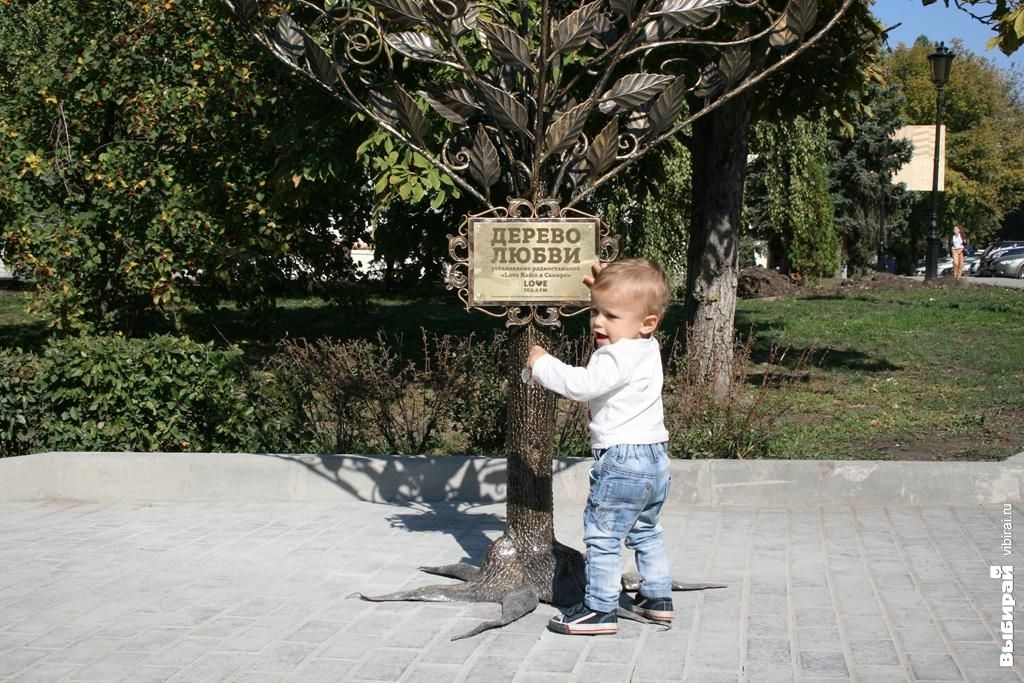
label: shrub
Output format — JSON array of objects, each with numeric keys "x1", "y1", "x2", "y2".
[
  {"x1": 256, "y1": 330, "x2": 598, "y2": 457},
  {"x1": 31, "y1": 335, "x2": 261, "y2": 452},
  {"x1": 0, "y1": 328, "x2": 799, "y2": 458},
  {"x1": 0, "y1": 348, "x2": 41, "y2": 457},
  {"x1": 664, "y1": 337, "x2": 804, "y2": 459},
  {"x1": 257, "y1": 332, "x2": 512, "y2": 455}
]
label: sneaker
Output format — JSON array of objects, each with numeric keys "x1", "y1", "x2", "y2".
[
  {"x1": 626, "y1": 594, "x2": 674, "y2": 622},
  {"x1": 548, "y1": 602, "x2": 618, "y2": 635}
]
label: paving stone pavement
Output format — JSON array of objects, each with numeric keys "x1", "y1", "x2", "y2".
[{"x1": 0, "y1": 500, "x2": 1021, "y2": 683}]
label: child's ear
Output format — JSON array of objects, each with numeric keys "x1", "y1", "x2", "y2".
[{"x1": 641, "y1": 314, "x2": 659, "y2": 335}]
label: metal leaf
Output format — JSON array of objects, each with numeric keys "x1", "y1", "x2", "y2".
[
  {"x1": 469, "y1": 127, "x2": 500, "y2": 188},
  {"x1": 770, "y1": 0, "x2": 817, "y2": 47},
  {"x1": 588, "y1": 13, "x2": 618, "y2": 48},
  {"x1": 235, "y1": 0, "x2": 258, "y2": 24},
  {"x1": 420, "y1": 83, "x2": 481, "y2": 124},
  {"x1": 642, "y1": 17, "x2": 677, "y2": 42},
  {"x1": 768, "y1": 24, "x2": 799, "y2": 48},
  {"x1": 452, "y1": 6, "x2": 479, "y2": 37},
  {"x1": 368, "y1": 0, "x2": 425, "y2": 25},
  {"x1": 304, "y1": 35, "x2": 338, "y2": 85},
  {"x1": 479, "y1": 20, "x2": 536, "y2": 72},
  {"x1": 648, "y1": 0, "x2": 729, "y2": 22},
  {"x1": 718, "y1": 27, "x2": 750, "y2": 88},
  {"x1": 274, "y1": 14, "x2": 305, "y2": 58},
  {"x1": 385, "y1": 31, "x2": 443, "y2": 62},
  {"x1": 369, "y1": 90, "x2": 401, "y2": 128},
  {"x1": 586, "y1": 118, "x2": 618, "y2": 178},
  {"x1": 542, "y1": 101, "x2": 591, "y2": 159},
  {"x1": 552, "y1": 3, "x2": 601, "y2": 57},
  {"x1": 609, "y1": 0, "x2": 635, "y2": 22},
  {"x1": 647, "y1": 76, "x2": 686, "y2": 136},
  {"x1": 477, "y1": 82, "x2": 531, "y2": 133},
  {"x1": 393, "y1": 84, "x2": 429, "y2": 144},
  {"x1": 787, "y1": 0, "x2": 818, "y2": 40},
  {"x1": 598, "y1": 73, "x2": 674, "y2": 115},
  {"x1": 692, "y1": 63, "x2": 723, "y2": 99},
  {"x1": 569, "y1": 157, "x2": 590, "y2": 190},
  {"x1": 643, "y1": 0, "x2": 729, "y2": 42}
]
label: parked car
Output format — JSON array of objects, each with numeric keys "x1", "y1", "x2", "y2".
[
  {"x1": 990, "y1": 248, "x2": 1024, "y2": 278},
  {"x1": 914, "y1": 257, "x2": 953, "y2": 276},
  {"x1": 978, "y1": 241, "x2": 1024, "y2": 276}
]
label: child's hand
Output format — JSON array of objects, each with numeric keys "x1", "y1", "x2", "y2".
[
  {"x1": 527, "y1": 345, "x2": 548, "y2": 368},
  {"x1": 582, "y1": 260, "x2": 608, "y2": 289}
]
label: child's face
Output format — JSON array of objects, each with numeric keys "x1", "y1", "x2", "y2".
[{"x1": 589, "y1": 289, "x2": 659, "y2": 347}]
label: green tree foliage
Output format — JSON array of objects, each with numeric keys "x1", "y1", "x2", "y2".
[
  {"x1": 828, "y1": 82, "x2": 914, "y2": 270},
  {"x1": 0, "y1": 1, "x2": 372, "y2": 333},
  {"x1": 353, "y1": 129, "x2": 468, "y2": 288},
  {"x1": 592, "y1": 141, "x2": 691, "y2": 290},
  {"x1": 883, "y1": 39, "x2": 1024, "y2": 245},
  {"x1": 747, "y1": 116, "x2": 840, "y2": 278}
]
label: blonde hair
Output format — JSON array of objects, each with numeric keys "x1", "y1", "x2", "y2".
[{"x1": 591, "y1": 258, "x2": 670, "y2": 322}]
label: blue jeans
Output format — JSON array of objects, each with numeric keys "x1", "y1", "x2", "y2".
[{"x1": 583, "y1": 442, "x2": 672, "y2": 613}]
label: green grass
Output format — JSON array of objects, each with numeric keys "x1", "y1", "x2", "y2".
[
  {"x1": 736, "y1": 286, "x2": 1024, "y2": 460},
  {"x1": 0, "y1": 287, "x2": 48, "y2": 351},
  {"x1": 3, "y1": 281, "x2": 1023, "y2": 460}
]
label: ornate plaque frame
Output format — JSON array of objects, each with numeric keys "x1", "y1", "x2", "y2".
[{"x1": 446, "y1": 200, "x2": 619, "y2": 327}]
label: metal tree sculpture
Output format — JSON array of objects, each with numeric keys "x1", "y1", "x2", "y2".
[
  {"x1": 227, "y1": 0, "x2": 854, "y2": 210},
  {"x1": 225, "y1": 0, "x2": 854, "y2": 638}
]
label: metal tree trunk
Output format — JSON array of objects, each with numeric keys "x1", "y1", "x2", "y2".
[
  {"x1": 684, "y1": 92, "x2": 753, "y2": 402},
  {"x1": 482, "y1": 324, "x2": 586, "y2": 605},
  {"x1": 505, "y1": 324, "x2": 557, "y2": 545}
]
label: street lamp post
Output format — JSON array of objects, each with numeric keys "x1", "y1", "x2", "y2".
[
  {"x1": 926, "y1": 42, "x2": 954, "y2": 280},
  {"x1": 878, "y1": 175, "x2": 886, "y2": 271}
]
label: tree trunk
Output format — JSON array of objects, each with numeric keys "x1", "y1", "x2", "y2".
[
  {"x1": 505, "y1": 323, "x2": 557, "y2": 544},
  {"x1": 684, "y1": 92, "x2": 753, "y2": 402},
  {"x1": 491, "y1": 323, "x2": 586, "y2": 601}
]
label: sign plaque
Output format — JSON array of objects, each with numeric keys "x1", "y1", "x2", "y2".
[{"x1": 469, "y1": 217, "x2": 598, "y2": 306}]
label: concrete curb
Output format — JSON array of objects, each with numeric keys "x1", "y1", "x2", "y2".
[{"x1": 1, "y1": 451, "x2": 1022, "y2": 506}]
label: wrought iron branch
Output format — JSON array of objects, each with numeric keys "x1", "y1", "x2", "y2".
[
  {"x1": 227, "y1": 0, "x2": 493, "y2": 205},
  {"x1": 225, "y1": 0, "x2": 848, "y2": 208},
  {"x1": 620, "y1": 0, "x2": 790, "y2": 57},
  {"x1": 568, "y1": 0, "x2": 858, "y2": 208}
]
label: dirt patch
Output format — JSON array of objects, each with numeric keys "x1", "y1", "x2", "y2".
[
  {"x1": 864, "y1": 415, "x2": 1024, "y2": 461},
  {"x1": 737, "y1": 267, "x2": 982, "y2": 300},
  {"x1": 867, "y1": 437, "x2": 993, "y2": 461},
  {"x1": 737, "y1": 267, "x2": 797, "y2": 299},
  {"x1": 810, "y1": 272, "x2": 980, "y2": 296}
]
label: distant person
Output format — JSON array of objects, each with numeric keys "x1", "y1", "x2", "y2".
[
  {"x1": 951, "y1": 223, "x2": 966, "y2": 279},
  {"x1": 884, "y1": 253, "x2": 897, "y2": 274},
  {"x1": 524, "y1": 258, "x2": 673, "y2": 635}
]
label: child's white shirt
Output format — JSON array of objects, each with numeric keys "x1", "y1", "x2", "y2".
[{"x1": 528, "y1": 337, "x2": 669, "y2": 449}]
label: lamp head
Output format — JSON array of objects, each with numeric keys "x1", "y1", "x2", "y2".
[{"x1": 928, "y1": 42, "x2": 955, "y2": 88}]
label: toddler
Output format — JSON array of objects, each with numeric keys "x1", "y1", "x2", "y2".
[{"x1": 525, "y1": 258, "x2": 673, "y2": 635}]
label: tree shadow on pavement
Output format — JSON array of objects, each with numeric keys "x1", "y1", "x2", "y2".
[{"x1": 271, "y1": 453, "x2": 563, "y2": 565}]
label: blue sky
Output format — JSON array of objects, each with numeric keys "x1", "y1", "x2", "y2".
[{"x1": 871, "y1": 0, "x2": 1022, "y2": 73}]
